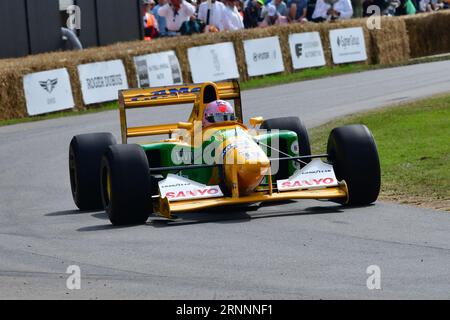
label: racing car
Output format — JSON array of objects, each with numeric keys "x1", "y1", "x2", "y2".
[{"x1": 69, "y1": 80, "x2": 381, "y2": 225}]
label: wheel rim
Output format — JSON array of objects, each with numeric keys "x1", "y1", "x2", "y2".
[
  {"x1": 106, "y1": 171, "x2": 112, "y2": 200},
  {"x1": 101, "y1": 163, "x2": 111, "y2": 208},
  {"x1": 69, "y1": 147, "x2": 78, "y2": 198}
]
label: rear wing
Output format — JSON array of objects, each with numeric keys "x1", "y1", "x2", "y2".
[{"x1": 118, "y1": 80, "x2": 242, "y2": 143}]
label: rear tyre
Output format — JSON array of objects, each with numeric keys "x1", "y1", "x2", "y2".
[
  {"x1": 69, "y1": 133, "x2": 116, "y2": 210},
  {"x1": 327, "y1": 125, "x2": 381, "y2": 205},
  {"x1": 100, "y1": 144, "x2": 153, "y2": 226},
  {"x1": 260, "y1": 116, "x2": 311, "y2": 179}
]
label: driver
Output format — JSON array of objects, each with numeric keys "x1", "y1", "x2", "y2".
[{"x1": 202, "y1": 100, "x2": 236, "y2": 127}]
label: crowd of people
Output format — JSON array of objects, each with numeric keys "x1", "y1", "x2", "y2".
[{"x1": 141, "y1": 0, "x2": 450, "y2": 39}]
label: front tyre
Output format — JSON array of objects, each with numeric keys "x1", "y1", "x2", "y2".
[
  {"x1": 327, "y1": 125, "x2": 381, "y2": 206},
  {"x1": 260, "y1": 116, "x2": 311, "y2": 179},
  {"x1": 101, "y1": 144, "x2": 153, "y2": 226},
  {"x1": 69, "y1": 133, "x2": 116, "y2": 210}
]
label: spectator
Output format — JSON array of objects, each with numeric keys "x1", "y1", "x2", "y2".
[
  {"x1": 259, "y1": 3, "x2": 289, "y2": 26},
  {"x1": 351, "y1": 0, "x2": 363, "y2": 16},
  {"x1": 410, "y1": 0, "x2": 421, "y2": 10},
  {"x1": 236, "y1": 0, "x2": 245, "y2": 17},
  {"x1": 158, "y1": 0, "x2": 196, "y2": 34},
  {"x1": 244, "y1": 0, "x2": 265, "y2": 28},
  {"x1": 222, "y1": 0, "x2": 245, "y2": 30},
  {"x1": 198, "y1": 0, "x2": 226, "y2": 31},
  {"x1": 312, "y1": 0, "x2": 353, "y2": 21},
  {"x1": 306, "y1": 0, "x2": 318, "y2": 19},
  {"x1": 419, "y1": 0, "x2": 440, "y2": 11},
  {"x1": 273, "y1": 0, "x2": 289, "y2": 15},
  {"x1": 153, "y1": 0, "x2": 171, "y2": 36},
  {"x1": 287, "y1": 0, "x2": 308, "y2": 22},
  {"x1": 395, "y1": 0, "x2": 417, "y2": 14},
  {"x1": 362, "y1": 0, "x2": 390, "y2": 16},
  {"x1": 142, "y1": 0, "x2": 159, "y2": 40}
]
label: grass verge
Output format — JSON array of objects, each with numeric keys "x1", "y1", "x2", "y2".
[{"x1": 309, "y1": 94, "x2": 450, "y2": 211}]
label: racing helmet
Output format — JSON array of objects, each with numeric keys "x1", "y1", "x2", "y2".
[{"x1": 202, "y1": 100, "x2": 236, "y2": 127}]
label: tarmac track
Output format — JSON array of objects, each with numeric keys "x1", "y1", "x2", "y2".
[{"x1": 0, "y1": 61, "x2": 449, "y2": 299}]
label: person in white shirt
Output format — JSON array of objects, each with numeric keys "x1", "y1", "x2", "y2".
[
  {"x1": 198, "y1": 0, "x2": 226, "y2": 31},
  {"x1": 222, "y1": 0, "x2": 245, "y2": 31},
  {"x1": 158, "y1": 0, "x2": 196, "y2": 33},
  {"x1": 259, "y1": 3, "x2": 288, "y2": 27},
  {"x1": 312, "y1": 0, "x2": 353, "y2": 21}
]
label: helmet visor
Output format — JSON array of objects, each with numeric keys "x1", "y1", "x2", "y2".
[{"x1": 205, "y1": 113, "x2": 236, "y2": 123}]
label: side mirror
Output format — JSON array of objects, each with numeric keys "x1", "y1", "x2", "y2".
[
  {"x1": 177, "y1": 122, "x2": 194, "y2": 130},
  {"x1": 249, "y1": 117, "x2": 264, "y2": 128}
]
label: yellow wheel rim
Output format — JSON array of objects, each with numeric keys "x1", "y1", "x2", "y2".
[{"x1": 106, "y1": 171, "x2": 112, "y2": 200}]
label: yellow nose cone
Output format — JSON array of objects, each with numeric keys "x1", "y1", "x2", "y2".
[{"x1": 222, "y1": 139, "x2": 270, "y2": 195}]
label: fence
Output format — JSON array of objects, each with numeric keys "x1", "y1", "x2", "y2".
[{"x1": 1, "y1": 11, "x2": 449, "y2": 121}]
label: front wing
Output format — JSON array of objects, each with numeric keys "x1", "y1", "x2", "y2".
[{"x1": 154, "y1": 159, "x2": 349, "y2": 219}]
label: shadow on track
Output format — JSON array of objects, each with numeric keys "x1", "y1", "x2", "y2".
[
  {"x1": 150, "y1": 203, "x2": 345, "y2": 228},
  {"x1": 44, "y1": 209, "x2": 100, "y2": 216},
  {"x1": 71, "y1": 201, "x2": 346, "y2": 232}
]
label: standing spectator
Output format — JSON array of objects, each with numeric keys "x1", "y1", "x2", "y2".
[
  {"x1": 142, "y1": 0, "x2": 159, "y2": 40},
  {"x1": 198, "y1": 0, "x2": 226, "y2": 31},
  {"x1": 259, "y1": 3, "x2": 289, "y2": 26},
  {"x1": 153, "y1": 0, "x2": 170, "y2": 37},
  {"x1": 287, "y1": 0, "x2": 309, "y2": 22},
  {"x1": 395, "y1": 0, "x2": 417, "y2": 16},
  {"x1": 395, "y1": 0, "x2": 416, "y2": 14},
  {"x1": 158, "y1": 0, "x2": 196, "y2": 34},
  {"x1": 244, "y1": 0, "x2": 265, "y2": 28},
  {"x1": 222, "y1": 0, "x2": 245, "y2": 30},
  {"x1": 273, "y1": 0, "x2": 289, "y2": 15},
  {"x1": 351, "y1": 0, "x2": 363, "y2": 16},
  {"x1": 419, "y1": 0, "x2": 440, "y2": 11},
  {"x1": 236, "y1": 0, "x2": 245, "y2": 17},
  {"x1": 362, "y1": 0, "x2": 391, "y2": 16},
  {"x1": 306, "y1": 0, "x2": 318, "y2": 19},
  {"x1": 312, "y1": 0, "x2": 353, "y2": 21}
]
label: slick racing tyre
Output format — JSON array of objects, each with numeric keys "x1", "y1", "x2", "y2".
[
  {"x1": 260, "y1": 116, "x2": 311, "y2": 179},
  {"x1": 327, "y1": 125, "x2": 381, "y2": 206},
  {"x1": 100, "y1": 144, "x2": 153, "y2": 226},
  {"x1": 69, "y1": 133, "x2": 117, "y2": 210}
]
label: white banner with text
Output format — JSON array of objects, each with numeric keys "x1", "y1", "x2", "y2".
[
  {"x1": 188, "y1": 42, "x2": 239, "y2": 83},
  {"x1": 78, "y1": 59, "x2": 129, "y2": 105},
  {"x1": 289, "y1": 32, "x2": 326, "y2": 69},
  {"x1": 134, "y1": 51, "x2": 183, "y2": 88},
  {"x1": 329, "y1": 27, "x2": 367, "y2": 64},
  {"x1": 243, "y1": 36, "x2": 284, "y2": 77},
  {"x1": 23, "y1": 68, "x2": 74, "y2": 116}
]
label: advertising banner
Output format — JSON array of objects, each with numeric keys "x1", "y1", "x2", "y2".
[
  {"x1": 78, "y1": 59, "x2": 129, "y2": 104},
  {"x1": 289, "y1": 32, "x2": 326, "y2": 69},
  {"x1": 23, "y1": 68, "x2": 74, "y2": 116},
  {"x1": 188, "y1": 42, "x2": 239, "y2": 83},
  {"x1": 329, "y1": 27, "x2": 367, "y2": 64},
  {"x1": 243, "y1": 36, "x2": 284, "y2": 77},
  {"x1": 134, "y1": 50, "x2": 183, "y2": 88}
]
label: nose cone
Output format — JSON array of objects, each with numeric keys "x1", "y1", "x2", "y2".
[
  {"x1": 222, "y1": 138, "x2": 270, "y2": 195},
  {"x1": 236, "y1": 160, "x2": 270, "y2": 194}
]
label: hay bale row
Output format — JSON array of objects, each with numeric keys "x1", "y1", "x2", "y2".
[
  {"x1": 0, "y1": 15, "x2": 416, "y2": 121},
  {"x1": 369, "y1": 17, "x2": 410, "y2": 65},
  {"x1": 402, "y1": 11, "x2": 450, "y2": 58}
]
